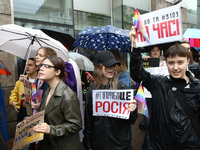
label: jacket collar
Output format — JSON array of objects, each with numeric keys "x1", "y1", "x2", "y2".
[
  {"x1": 41, "y1": 80, "x2": 66, "y2": 117},
  {"x1": 53, "y1": 80, "x2": 66, "y2": 96},
  {"x1": 169, "y1": 71, "x2": 196, "y2": 84},
  {"x1": 169, "y1": 71, "x2": 200, "y2": 92}
]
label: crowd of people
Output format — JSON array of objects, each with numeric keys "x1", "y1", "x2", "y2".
[{"x1": 0, "y1": 25, "x2": 199, "y2": 150}]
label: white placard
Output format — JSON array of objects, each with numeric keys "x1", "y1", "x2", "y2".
[
  {"x1": 92, "y1": 89, "x2": 134, "y2": 119},
  {"x1": 136, "y1": 4, "x2": 182, "y2": 47}
]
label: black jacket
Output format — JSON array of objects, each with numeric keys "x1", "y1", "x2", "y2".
[
  {"x1": 83, "y1": 81, "x2": 138, "y2": 150},
  {"x1": 130, "y1": 48, "x2": 200, "y2": 150},
  {"x1": 188, "y1": 61, "x2": 200, "y2": 79}
]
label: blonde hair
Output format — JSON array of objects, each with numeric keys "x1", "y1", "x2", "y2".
[
  {"x1": 36, "y1": 47, "x2": 57, "y2": 58},
  {"x1": 109, "y1": 49, "x2": 128, "y2": 73},
  {"x1": 93, "y1": 63, "x2": 118, "y2": 90}
]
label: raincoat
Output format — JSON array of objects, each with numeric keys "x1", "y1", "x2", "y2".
[
  {"x1": 130, "y1": 48, "x2": 200, "y2": 150},
  {"x1": 38, "y1": 80, "x2": 82, "y2": 150}
]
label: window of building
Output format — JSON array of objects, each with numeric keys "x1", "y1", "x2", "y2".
[
  {"x1": 13, "y1": 0, "x2": 73, "y2": 25},
  {"x1": 74, "y1": 10, "x2": 111, "y2": 36}
]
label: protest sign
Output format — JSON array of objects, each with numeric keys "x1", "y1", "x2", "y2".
[
  {"x1": 23, "y1": 79, "x2": 32, "y2": 103},
  {"x1": 145, "y1": 66, "x2": 169, "y2": 76},
  {"x1": 143, "y1": 65, "x2": 169, "y2": 98},
  {"x1": 136, "y1": 4, "x2": 182, "y2": 47},
  {"x1": 93, "y1": 89, "x2": 134, "y2": 119},
  {"x1": 143, "y1": 58, "x2": 160, "y2": 68},
  {"x1": 12, "y1": 111, "x2": 45, "y2": 150}
]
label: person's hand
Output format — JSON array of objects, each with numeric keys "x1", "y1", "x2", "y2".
[
  {"x1": 19, "y1": 74, "x2": 26, "y2": 82},
  {"x1": 86, "y1": 74, "x2": 94, "y2": 82},
  {"x1": 81, "y1": 81, "x2": 85, "y2": 85},
  {"x1": 128, "y1": 100, "x2": 137, "y2": 112},
  {"x1": 33, "y1": 123, "x2": 50, "y2": 134},
  {"x1": 142, "y1": 56, "x2": 151, "y2": 61},
  {"x1": 31, "y1": 101, "x2": 40, "y2": 110},
  {"x1": 85, "y1": 72, "x2": 94, "y2": 82},
  {"x1": 12, "y1": 102, "x2": 19, "y2": 113},
  {"x1": 129, "y1": 26, "x2": 137, "y2": 47}
]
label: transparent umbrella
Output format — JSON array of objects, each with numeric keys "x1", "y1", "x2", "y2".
[{"x1": 69, "y1": 52, "x2": 94, "y2": 71}]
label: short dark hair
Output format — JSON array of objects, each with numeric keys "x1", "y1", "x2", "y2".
[
  {"x1": 28, "y1": 58, "x2": 36, "y2": 66},
  {"x1": 45, "y1": 56, "x2": 67, "y2": 81},
  {"x1": 165, "y1": 44, "x2": 190, "y2": 59}
]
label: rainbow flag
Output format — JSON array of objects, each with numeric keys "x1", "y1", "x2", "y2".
[
  {"x1": 133, "y1": 9, "x2": 150, "y2": 43},
  {"x1": 32, "y1": 82, "x2": 40, "y2": 103},
  {"x1": 135, "y1": 84, "x2": 148, "y2": 118},
  {"x1": 20, "y1": 93, "x2": 26, "y2": 108}
]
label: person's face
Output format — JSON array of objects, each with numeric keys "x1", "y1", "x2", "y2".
[
  {"x1": 181, "y1": 43, "x2": 190, "y2": 52},
  {"x1": 39, "y1": 59, "x2": 60, "y2": 82},
  {"x1": 166, "y1": 55, "x2": 190, "y2": 80},
  {"x1": 35, "y1": 48, "x2": 45, "y2": 66},
  {"x1": 102, "y1": 65, "x2": 116, "y2": 81},
  {"x1": 25, "y1": 60, "x2": 38, "y2": 75},
  {"x1": 150, "y1": 46, "x2": 161, "y2": 58}
]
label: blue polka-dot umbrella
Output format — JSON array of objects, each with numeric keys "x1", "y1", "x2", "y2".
[{"x1": 73, "y1": 25, "x2": 131, "y2": 52}]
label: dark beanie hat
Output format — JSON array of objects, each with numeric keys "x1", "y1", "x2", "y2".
[{"x1": 94, "y1": 50, "x2": 121, "y2": 67}]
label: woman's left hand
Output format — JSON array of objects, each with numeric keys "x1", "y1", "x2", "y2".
[
  {"x1": 33, "y1": 123, "x2": 50, "y2": 134},
  {"x1": 128, "y1": 100, "x2": 137, "y2": 112}
]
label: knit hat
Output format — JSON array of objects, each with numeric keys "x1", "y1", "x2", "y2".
[{"x1": 94, "y1": 50, "x2": 121, "y2": 67}]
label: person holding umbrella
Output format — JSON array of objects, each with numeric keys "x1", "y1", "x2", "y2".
[
  {"x1": 31, "y1": 47, "x2": 57, "y2": 114},
  {"x1": 129, "y1": 27, "x2": 200, "y2": 149},
  {"x1": 33, "y1": 56, "x2": 82, "y2": 150},
  {"x1": 10, "y1": 58, "x2": 39, "y2": 122},
  {"x1": 83, "y1": 50, "x2": 138, "y2": 150}
]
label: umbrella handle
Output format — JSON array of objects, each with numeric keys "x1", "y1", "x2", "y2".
[{"x1": 23, "y1": 43, "x2": 33, "y2": 75}]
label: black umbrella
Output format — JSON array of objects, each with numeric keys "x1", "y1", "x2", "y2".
[
  {"x1": 33, "y1": 26, "x2": 75, "y2": 50},
  {"x1": 142, "y1": 42, "x2": 176, "y2": 53}
]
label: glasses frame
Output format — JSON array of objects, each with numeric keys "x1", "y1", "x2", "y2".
[{"x1": 39, "y1": 63, "x2": 57, "y2": 69}]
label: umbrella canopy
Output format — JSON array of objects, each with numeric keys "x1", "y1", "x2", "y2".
[
  {"x1": 73, "y1": 25, "x2": 131, "y2": 52},
  {"x1": 0, "y1": 60, "x2": 11, "y2": 75},
  {"x1": 0, "y1": 24, "x2": 69, "y2": 62},
  {"x1": 183, "y1": 28, "x2": 200, "y2": 39},
  {"x1": 33, "y1": 26, "x2": 75, "y2": 50},
  {"x1": 69, "y1": 52, "x2": 94, "y2": 71}
]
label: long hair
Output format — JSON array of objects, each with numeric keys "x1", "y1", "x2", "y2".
[
  {"x1": 45, "y1": 57, "x2": 67, "y2": 81},
  {"x1": 93, "y1": 63, "x2": 118, "y2": 90},
  {"x1": 109, "y1": 49, "x2": 128, "y2": 73}
]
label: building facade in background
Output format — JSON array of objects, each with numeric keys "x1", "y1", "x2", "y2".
[
  {"x1": 1, "y1": 0, "x2": 199, "y2": 139},
  {"x1": 13, "y1": 0, "x2": 199, "y2": 40}
]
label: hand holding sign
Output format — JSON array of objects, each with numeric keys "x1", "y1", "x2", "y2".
[
  {"x1": 12, "y1": 111, "x2": 45, "y2": 150},
  {"x1": 33, "y1": 123, "x2": 50, "y2": 134}
]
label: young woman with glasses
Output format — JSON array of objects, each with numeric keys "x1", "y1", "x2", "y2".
[{"x1": 33, "y1": 56, "x2": 82, "y2": 150}]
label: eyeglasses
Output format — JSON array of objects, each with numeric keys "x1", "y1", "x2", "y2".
[{"x1": 39, "y1": 63, "x2": 57, "y2": 69}]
